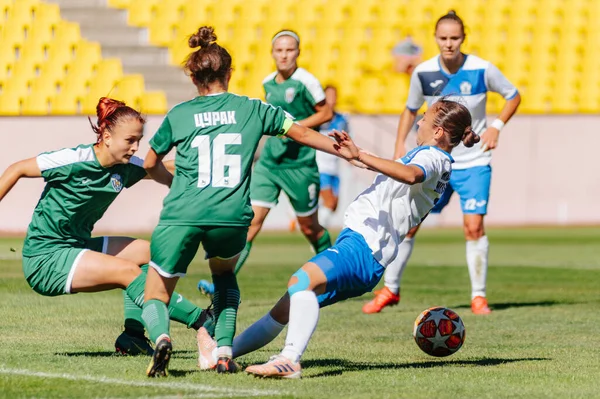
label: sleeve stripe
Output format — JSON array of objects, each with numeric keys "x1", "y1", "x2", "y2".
[{"x1": 37, "y1": 147, "x2": 95, "y2": 171}]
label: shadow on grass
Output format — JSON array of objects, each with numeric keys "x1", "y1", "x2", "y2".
[
  {"x1": 454, "y1": 300, "x2": 570, "y2": 311},
  {"x1": 303, "y1": 357, "x2": 549, "y2": 378},
  {"x1": 58, "y1": 350, "x2": 199, "y2": 358}
]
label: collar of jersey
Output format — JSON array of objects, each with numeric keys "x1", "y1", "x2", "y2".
[
  {"x1": 436, "y1": 53, "x2": 468, "y2": 78},
  {"x1": 203, "y1": 92, "x2": 228, "y2": 97},
  {"x1": 416, "y1": 145, "x2": 455, "y2": 163}
]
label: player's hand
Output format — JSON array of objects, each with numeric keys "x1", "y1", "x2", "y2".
[
  {"x1": 330, "y1": 130, "x2": 360, "y2": 160},
  {"x1": 479, "y1": 127, "x2": 500, "y2": 152}
]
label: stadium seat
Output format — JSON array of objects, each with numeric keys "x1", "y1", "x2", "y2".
[{"x1": 140, "y1": 91, "x2": 167, "y2": 114}]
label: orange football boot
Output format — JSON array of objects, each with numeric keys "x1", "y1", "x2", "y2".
[
  {"x1": 362, "y1": 287, "x2": 400, "y2": 314},
  {"x1": 471, "y1": 296, "x2": 492, "y2": 315}
]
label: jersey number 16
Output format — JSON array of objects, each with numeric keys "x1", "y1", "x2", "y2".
[{"x1": 191, "y1": 133, "x2": 241, "y2": 188}]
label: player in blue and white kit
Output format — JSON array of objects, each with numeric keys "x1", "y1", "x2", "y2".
[
  {"x1": 363, "y1": 10, "x2": 521, "y2": 315},
  {"x1": 195, "y1": 99, "x2": 478, "y2": 378},
  {"x1": 316, "y1": 85, "x2": 350, "y2": 228}
]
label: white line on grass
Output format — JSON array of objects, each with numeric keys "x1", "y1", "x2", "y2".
[{"x1": 0, "y1": 366, "x2": 283, "y2": 398}]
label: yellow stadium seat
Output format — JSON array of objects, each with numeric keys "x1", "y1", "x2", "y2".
[
  {"x1": 140, "y1": 91, "x2": 167, "y2": 114},
  {"x1": 127, "y1": 0, "x2": 159, "y2": 27},
  {"x1": 0, "y1": 92, "x2": 22, "y2": 115},
  {"x1": 148, "y1": 0, "x2": 187, "y2": 46},
  {"x1": 50, "y1": 91, "x2": 80, "y2": 115},
  {"x1": 23, "y1": 93, "x2": 52, "y2": 115},
  {"x1": 114, "y1": 74, "x2": 145, "y2": 107}
]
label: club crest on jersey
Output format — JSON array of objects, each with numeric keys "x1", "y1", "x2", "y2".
[
  {"x1": 285, "y1": 87, "x2": 296, "y2": 103},
  {"x1": 110, "y1": 173, "x2": 123, "y2": 192},
  {"x1": 460, "y1": 81, "x2": 472, "y2": 95}
]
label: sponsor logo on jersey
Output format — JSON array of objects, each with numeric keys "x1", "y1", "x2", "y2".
[
  {"x1": 430, "y1": 79, "x2": 444, "y2": 88},
  {"x1": 81, "y1": 178, "x2": 92, "y2": 185},
  {"x1": 460, "y1": 81, "x2": 472, "y2": 95},
  {"x1": 110, "y1": 173, "x2": 123, "y2": 192},
  {"x1": 285, "y1": 87, "x2": 296, "y2": 103}
]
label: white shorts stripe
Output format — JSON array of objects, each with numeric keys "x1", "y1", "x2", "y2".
[
  {"x1": 101, "y1": 236, "x2": 109, "y2": 254},
  {"x1": 149, "y1": 261, "x2": 186, "y2": 278},
  {"x1": 65, "y1": 249, "x2": 89, "y2": 294}
]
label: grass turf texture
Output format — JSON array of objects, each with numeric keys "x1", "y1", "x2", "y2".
[{"x1": 0, "y1": 227, "x2": 598, "y2": 398}]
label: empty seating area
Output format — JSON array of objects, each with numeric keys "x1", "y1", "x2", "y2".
[
  {"x1": 107, "y1": 0, "x2": 600, "y2": 114},
  {"x1": 0, "y1": 0, "x2": 166, "y2": 115},
  {"x1": 1, "y1": 0, "x2": 599, "y2": 115}
]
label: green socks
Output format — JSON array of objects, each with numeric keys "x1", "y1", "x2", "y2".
[
  {"x1": 142, "y1": 299, "x2": 170, "y2": 343},
  {"x1": 124, "y1": 267, "x2": 203, "y2": 329},
  {"x1": 233, "y1": 241, "x2": 253, "y2": 275},
  {"x1": 311, "y1": 228, "x2": 332, "y2": 254},
  {"x1": 212, "y1": 272, "x2": 240, "y2": 347},
  {"x1": 123, "y1": 290, "x2": 145, "y2": 335}
]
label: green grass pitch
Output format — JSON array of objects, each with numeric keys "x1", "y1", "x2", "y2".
[{"x1": 1, "y1": 227, "x2": 599, "y2": 398}]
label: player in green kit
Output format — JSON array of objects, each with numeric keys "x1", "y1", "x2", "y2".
[
  {"x1": 197, "y1": 29, "x2": 334, "y2": 298},
  {"x1": 0, "y1": 97, "x2": 212, "y2": 357},
  {"x1": 141, "y1": 26, "x2": 356, "y2": 377}
]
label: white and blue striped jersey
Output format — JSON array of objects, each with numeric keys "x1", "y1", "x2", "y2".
[
  {"x1": 344, "y1": 146, "x2": 453, "y2": 269},
  {"x1": 407, "y1": 54, "x2": 518, "y2": 169}
]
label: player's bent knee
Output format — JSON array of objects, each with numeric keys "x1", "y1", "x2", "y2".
[{"x1": 287, "y1": 269, "x2": 311, "y2": 296}]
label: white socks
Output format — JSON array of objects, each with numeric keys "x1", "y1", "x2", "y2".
[
  {"x1": 383, "y1": 238, "x2": 415, "y2": 295},
  {"x1": 231, "y1": 313, "x2": 285, "y2": 358},
  {"x1": 280, "y1": 291, "x2": 319, "y2": 363},
  {"x1": 319, "y1": 207, "x2": 334, "y2": 229},
  {"x1": 466, "y1": 235, "x2": 489, "y2": 299}
]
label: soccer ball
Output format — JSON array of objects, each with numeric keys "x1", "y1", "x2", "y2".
[{"x1": 413, "y1": 306, "x2": 465, "y2": 357}]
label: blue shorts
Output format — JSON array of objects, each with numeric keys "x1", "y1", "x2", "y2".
[
  {"x1": 319, "y1": 174, "x2": 340, "y2": 196},
  {"x1": 307, "y1": 228, "x2": 385, "y2": 308},
  {"x1": 432, "y1": 165, "x2": 491, "y2": 215}
]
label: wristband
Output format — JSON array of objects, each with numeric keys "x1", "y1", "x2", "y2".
[{"x1": 490, "y1": 119, "x2": 505, "y2": 131}]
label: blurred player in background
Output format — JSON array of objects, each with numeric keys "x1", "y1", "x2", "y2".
[
  {"x1": 315, "y1": 85, "x2": 350, "y2": 228},
  {"x1": 197, "y1": 29, "x2": 333, "y2": 297},
  {"x1": 363, "y1": 10, "x2": 521, "y2": 315},
  {"x1": 0, "y1": 97, "x2": 212, "y2": 357}
]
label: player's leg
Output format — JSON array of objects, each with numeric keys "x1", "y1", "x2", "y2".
[
  {"x1": 284, "y1": 166, "x2": 332, "y2": 254},
  {"x1": 89, "y1": 236, "x2": 211, "y2": 355},
  {"x1": 318, "y1": 173, "x2": 340, "y2": 229},
  {"x1": 246, "y1": 229, "x2": 384, "y2": 378},
  {"x1": 85, "y1": 236, "x2": 152, "y2": 355},
  {"x1": 142, "y1": 225, "x2": 203, "y2": 377},
  {"x1": 362, "y1": 183, "x2": 454, "y2": 314},
  {"x1": 202, "y1": 226, "x2": 247, "y2": 373},
  {"x1": 453, "y1": 166, "x2": 492, "y2": 314}
]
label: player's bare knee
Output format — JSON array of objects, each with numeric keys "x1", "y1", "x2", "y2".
[
  {"x1": 464, "y1": 222, "x2": 484, "y2": 240},
  {"x1": 299, "y1": 222, "x2": 321, "y2": 241}
]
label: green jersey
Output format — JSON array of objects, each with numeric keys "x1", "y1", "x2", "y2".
[
  {"x1": 22, "y1": 144, "x2": 147, "y2": 257},
  {"x1": 260, "y1": 67, "x2": 326, "y2": 168},
  {"x1": 149, "y1": 92, "x2": 293, "y2": 227}
]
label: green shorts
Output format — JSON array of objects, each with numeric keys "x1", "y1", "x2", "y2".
[
  {"x1": 149, "y1": 225, "x2": 248, "y2": 277},
  {"x1": 22, "y1": 237, "x2": 106, "y2": 297},
  {"x1": 250, "y1": 162, "x2": 320, "y2": 216}
]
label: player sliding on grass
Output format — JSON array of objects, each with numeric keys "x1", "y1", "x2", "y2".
[
  {"x1": 363, "y1": 10, "x2": 521, "y2": 315},
  {"x1": 140, "y1": 26, "x2": 361, "y2": 377},
  {"x1": 0, "y1": 97, "x2": 212, "y2": 356},
  {"x1": 196, "y1": 99, "x2": 478, "y2": 378}
]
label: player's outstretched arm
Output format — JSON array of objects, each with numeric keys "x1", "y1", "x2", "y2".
[
  {"x1": 296, "y1": 101, "x2": 333, "y2": 129},
  {"x1": 143, "y1": 149, "x2": 173, "y2": 187},
  {"x1": 286, "y1": 123, "x2": 352, "y2": 158},
  {"x1": 0, "y1": 158, "x2": 42, "y2": 202},
  {"x1": 331, "y1": 131, "x2": 424, "y2": 185}
]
